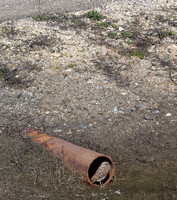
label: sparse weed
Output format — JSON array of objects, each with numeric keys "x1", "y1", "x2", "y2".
[
  {"x1": 97, "y1": 21, "x2": 108, "y2": 28},
  {"x1": 87, "y1": 10, "x2": 106, "y2": 21},
  {"x1": 82, "y1": 60, "x2": 87, "y2": 64},
  {"x1": 33, "y1": 14, "x2": 59, "y2": 21},
  {"x1": 168, "y1": 31, "x2": 175, "y2": 36},
  {"x1": 132, "y1": 20, "x2": 139, "y2": 25},
  {"x1": 67, "y1": 63, "x2": 77, "y2": 68},
  {"x1": 112, "y1": 24, "x2": 117, "y2": 29},
  {"x1": 29, "y1": 35, "x2": 55, "y2": 48},
  {"x1": 107, "y1": 31, "x2": 120, "y2": 39},
  {"x1": 95, "y1": 63, "x2": 102, "y2": 69},
  {"x1": 0, "y1": 68, "x2": 5, "y2": 81},
  {"x1": 134, "y1": 50, "x2": 145, "y2": 59},
  {"x1": 126, "y1": 40, "x2": 136, "y2": 45},
  {"x1": 121, "y1": 31, "x2": 134, "y2": 38},
  {"x1": 1, "y1": 25, "x2": 16, "y2": 36},
  {"x1": 156, "y1": 29, "x2": 176, "y2": 39},
  {"x1": 71, "y1": 18, "x2": 86, "y2": 28},
  {"x1": 72, "y1": 19, "x2": 80, "y2": 24}
]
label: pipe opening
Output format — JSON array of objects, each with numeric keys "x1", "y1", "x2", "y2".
[{"x1": 88, "y1": 156, "x2": 112, "y2": 186}]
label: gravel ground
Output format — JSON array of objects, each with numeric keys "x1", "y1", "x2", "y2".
[{"x1": 0, "y1": 0, "x2": 177, "y2": 199}]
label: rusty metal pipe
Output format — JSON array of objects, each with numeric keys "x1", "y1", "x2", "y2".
[{"x1": 25, "y1": 128, "x2": 115, "y2": 186}]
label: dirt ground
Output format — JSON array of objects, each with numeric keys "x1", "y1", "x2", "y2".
[{"x1": 0, "y1": 0, "x2": 177, "y2": 199}]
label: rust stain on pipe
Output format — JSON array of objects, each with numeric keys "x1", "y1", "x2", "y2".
[{"x1": 25, "y1": 128, "x2": 115, "y2": 186}]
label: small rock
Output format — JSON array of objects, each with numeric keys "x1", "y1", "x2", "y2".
[
  {"x1": 166, "y1": 113, "x2": 172, "y2": 117},
  {"x1": 147, "y1": 31, "x2": 153, "y2": 36},
  {"x1": 94, "y1": 106, "x2": 101, "y2": 111},
  {"x1": 15, "y1": 75, "x2": 20, "y2": 79},
  {"x1": 66, "y1": 68, "x2": 72, "y2": 72},
  {"x1": 115, "y1": 190, "x2": 121, "y2": 194},
  {"x1": 119, "y1": 110, "x2": 124, "y2": 114},
  {"x1": 45, "y1": 111, "x2": 50, "y2": 115},
  {"x1": 51, "y1": 49, "x2": 55, "y2": 53},
  {"x1": 119, "y1": 27, "x2": 124, "y2": 31},
  {"x1": 53, "y1": 129, "x2": 63, "y2": 133},
  {"x1": 168, "y1": 48, "x2": 172, "y2": 53},
  {"x1": 113, "y1": 106, "x2": 119, "y2": 114},
  {"x1": 17, "y1": 94, "x2": 21, "y2": 99},
  {"x1": 87, "y1": 79, "x2": 93, "y2": 84},
  {"x1": 150, "y1": 45, "x2": 155, "y2": 51},
  {"x1": 31, "y1": 98, "x2": 36, "y2": 102},
  {"x1": 26, "y1": 92, "x2": 33, "y2": 97},
  {"x1": 121, "y1": 92, "x2": 126, "y2": 95},
  {"x1": 9, "y1": 59, "x2": 14, "y2": 64},
  {"x1": 154, "y1": 110, "x2": 160, "y2": 113},
  {"x1": 81, "y1": 123, "x2": 87, "y2": 129},
  {"x1": 135, "y1": 104, "x2": 147, "y2": 110},
  {"x1": 131, "y1": 107, "x2": 137, "y2": 112},
  {"x1": 144, "y1": 115, "x2": 154, "y2": 120}
]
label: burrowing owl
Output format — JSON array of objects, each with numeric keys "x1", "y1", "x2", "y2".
[{"x1": 91, "y1": 161, "x2": 111, "y2": 184}]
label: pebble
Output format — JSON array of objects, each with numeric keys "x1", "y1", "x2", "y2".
[
  {"x1": 144, "y1": 115, "x2": 154, "y2": 120},
  {"x1": 53, "y1": 129, "x2": 63, "y2": 133},
  {"x1": 45, "y1": 111, "x2": 51, "y2": 115},
  {"x1": 154, "y1": 110, "x2": 160, "y2": 113},
  {"x1": 166, "y1": 113, "x2": 172, "y2": 117},
  {"x1": 66, "y1": 68, "x2": 72, "y2": 72},
  {"x1": 131, "y1": 104, "x2": 147, "y2": 111},
  {"x1": 135, "y1": 104, "x2": 147, "y2": 110},
  {"x1": 87, "y1": 79, "x2": 94, "y2": 84},
  {"x1": 17, "y1": 94, "x2": 21, "y2": 99},
  {"x1": 15, "y1": 75, "x2": 20, "y2": 79},
  {"x1": 121, "y1": 92, "x2": 127, "y2": 95},
  {"x1": 119, "y1": 110, "x2": 124, "y2": 114},
  {"x1": 113, "y1": 106, "x2": 119, "y2": 114},
  {"x1": 131, "y1": 107, "x2": 137, "y2": 112},
  {"x1": 94, "y1": 106, "x2": 101, "y2": 111},
  {"x1": 26, "y1": 92, "x2": 33, "y2": 97},
  {"x1": 80, "y1": 123, "x2": 87, "y2": 129},
  {"x1": 150, "y1": 45, "x2": 155, "y2": 51},
  {"x1": 119, "y1": 27, "x2": 124, "y2": 31},
  {"x1": 115, "y1": 190, "x2": 121, "y2": 194},
  {"x1": 147, "y1": 31, "x2": 153, "y2": 36}
]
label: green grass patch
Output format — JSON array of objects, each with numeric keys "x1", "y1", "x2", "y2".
[
  {"x1": 87, "y1": 10, "x2": 106, "y2": 21},
  {"x1": 132, "y1": 20, "x2": 139, "y2": 25},
  {"x1": 122, "y1": 31, "x2": 134, "y2": 38},
  {"x1": 82, "y1": 60, "x2": 87, "y2": 64},
  {"x1": 33, "y1": 15, "x2": 59, "y2": 21},
  {"x1": 0, "y1": 70, "x2": 4, "y2": 80},
  {"x1": 67, "y1": 64, "x2": 77, "y2": 68},
  {"x1": 97, "y1": 21, "x2": 108, "y2": 28},
  {"x1": 134, "y1": 50, "x2": 145, "y2": 59},
  {"x1": 1, "y1": 26, "x2": 16, "y2": 35},
  {"x1": 72, "y1": 19, "x2": 80, "y2": 24},
  {"x1": 107, "y1": 31, "x2": 120, "y2": 39},
  {"x1": 112, "y1": 24, "x2": 117, "y2": 29},
  {"x1": 126, "y1": 40, "x2": 136, "y2": 45},
  {"x1": 168, "y1": 31, "x2": 175, "y2": 36}
]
